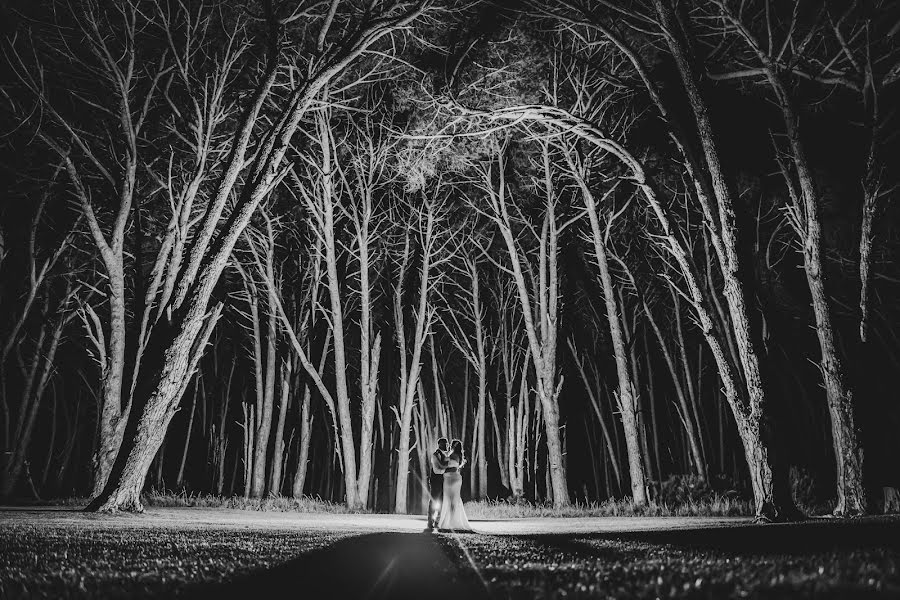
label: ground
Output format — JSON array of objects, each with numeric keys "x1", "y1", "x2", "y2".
[{"x1": 1, "y1": 508, "x2": 898, "y2": 599}]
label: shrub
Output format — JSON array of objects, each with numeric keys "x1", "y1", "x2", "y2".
[
  {"x1": 656, "y1": 474, "x2": 745, "y2": 506},
  {"x1": 789, "y1": 466, "x2": 834, "y2": 515}
]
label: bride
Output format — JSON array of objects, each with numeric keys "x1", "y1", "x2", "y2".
[{"x1": 438, "y1": 439, "x2": 472, "y2": 532}]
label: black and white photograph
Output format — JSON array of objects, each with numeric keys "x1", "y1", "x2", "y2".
[{"x1": 1, "y1": 0, "x2": 899, "y2": 597}]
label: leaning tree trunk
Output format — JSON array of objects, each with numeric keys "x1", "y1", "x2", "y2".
[
  {"x1": 585, "y1": 3, "x2": 785, "y2": 511},
  {"x1": 476, "y1": 102, "x2": 793, "y2": 518},
  {"x1": 91, "y1": 267, "x2": 129, "y2": 498},
  {"x1": 770, "y1": 73, "x2": 866, "y2": 517},
  {"x1": 652, "y1": 0, "x2": 776, "y2": 493},
  {"x1": 710, "y1": 2, "x2": 865, "y2": 517},
  {"x1": 87, "y1": 297, "x2": 222, "y2": 512},
  {"x1": 794, "y1": 148, "x2": 867, "y2": 516},
  {"x1": 86, "y1": 0, "x2": 430, "y2": 514},
  {"x1": 573, "y1": 169, "x2": 648, "y2": 504}
]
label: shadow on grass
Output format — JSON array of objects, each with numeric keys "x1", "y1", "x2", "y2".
[
  {"x1": 533, "y1": 517, "x2": 900, "y2": 557},
  {"x1": 189, "y1": 532, "x2": 490, "y2": 600}
]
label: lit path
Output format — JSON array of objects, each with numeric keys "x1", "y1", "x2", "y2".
[{"x1": 0, "y1": 505, "x2": 752, "y2": 534}]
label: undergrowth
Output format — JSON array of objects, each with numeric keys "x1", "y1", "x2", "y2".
[
  {"x1": 463, "y1": 495, "x2": 753, "y2": 519},
  {"x1": 31, "y1": 483, "x2": 753, "y2": 518},
  {"x1": 144, "y1": 489, "x2": 752, "y2": 517},
  {"x1": 143, "y1": 489, "x2": 358, "y2": 513}
]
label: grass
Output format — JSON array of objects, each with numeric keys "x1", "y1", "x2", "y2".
[
  {"x1": 143, "y1": 489, "x2": 360, "y2": 513},
  {"x1": 462, "y1": 495, "x2": 754, "y2": 519},
  {"x1": 148, "y1": 490, "x2": 753, "y2": 518},
  {"x1": 22, "y1": 489, "x2": 753, "y2": 518}
]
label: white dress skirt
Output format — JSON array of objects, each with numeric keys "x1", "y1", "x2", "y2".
[{"x1": 438, "y1": 466, "x2": 472, "y2": 531}]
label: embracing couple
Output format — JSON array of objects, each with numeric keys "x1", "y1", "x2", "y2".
[{"x1": 426, "y1": 438, "x2": 472, "y2": 533}]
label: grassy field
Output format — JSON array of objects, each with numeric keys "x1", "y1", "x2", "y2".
[{"x1": 1, "y1": 507, "x2": 898, "y2": 598}]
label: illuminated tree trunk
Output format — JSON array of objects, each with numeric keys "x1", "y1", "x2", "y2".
[
  {"x1": 482, "y1": 144, "x2": 569, "y2": 507},
  {"x1": 715, "y1": 5, "x2": 867, "y2": 515},
  {"x1": 292, "y1": 335, "x2": 329, "y2": 498},
  {"x1": 569, "y1": 164, "x2": 647, "y2": 504},
  {"x1": 444, "y1": 256, "x2": 489, "y2": 499},
  {"x1": 269, "y1": 362, "x2": 291, "y2": 495},
  {"x1": 82, "y1": 0, "x2": 428, "y2": 513},
  {"x1": 251, "y1": 281, "x2": 278, "y2": 498},
  {"x1": 292, "y1": 383, "x2": 313, "y2": 498},
  {"x1": 393, "y1": 205, "x2": 437, "y2": 514},
  {"x1": 469, "y1": 101, "x2": 790, "y2": 517},
  {"x1": 175, "y1": 378, "x2": 199, "y2": 489}
]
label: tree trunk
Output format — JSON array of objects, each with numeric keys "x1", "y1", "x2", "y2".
[
  {"x1": 571, "y1": 169, "x2": 647, "y2": 503},
  {"x1": 652, "y1": 2, "x2": 772, "y2": 463},
  {"x1": 765, "y1": 64, "x2": 867, "y2": 516},
  {"x1": 292, "y1": 384, "x2": 313, "y2": 498},
  {"x1": 488, "y1": 149, "x2": 569, "y2": 506},
  {"x1": 91, "y1": 267, "x2": 129, "y2": 498},
  {"x1": 269, "y1": 362, "x2": 290, "y2": 496},
  {"x1": 569, "y1": 340, "x2": 623, "y2": 496},
  {"x1": 175, "y1": 378, "x2": 199, "y2": 489},
  {"x1": 251, "y1": 285, "x2": 278, "y2": 498},
  {"x1": 395, "y1": 390, "x2": 416, "y2": 513},
  {"x1": 393, "y1": 209, "x2": 435, "y2": 514},
  {"x1": 2, "y1": 312, "x2": 65, "y2": 498},
  {"x1": 88, "y1": 300, "x2": 221, "y2": 512},
  {"x1": 475, "y1": 366, "x2": 488, "y2": 500},
  {"x1": 242, "y1": 401, "x2": 254, "y2": 499}
]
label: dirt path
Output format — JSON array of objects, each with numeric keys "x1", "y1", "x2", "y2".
[{"x1": 0, "y1": 505, "x2": 750, "y2": 534}]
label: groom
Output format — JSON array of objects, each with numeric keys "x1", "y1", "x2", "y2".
[{"x1": 426, "y1": 437, "x2": 450, "y2": 531}]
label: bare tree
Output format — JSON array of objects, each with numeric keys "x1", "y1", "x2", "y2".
[
  {"x1": 1, "y1": 276, "x2": 80, "y2": 496},
  {"x1": 0, "y1": 171, "x2": 77, "y2": 475},
  {"x1": 568, "y1": 338, "x2": 623, "y2": 495},
  {"x1": 232, "y1": 213, "x2": 281, "y2": 498},
  {"x1": 562, "y1": 149, "x2": 650, "y2": 503},
  {"x1": 392, "y1": 196, "x2": 450, "y2": 513},
  {"x1": 3, "y1": 2, "x2": 176, "y2": 495},
  {"x1": 81, "y1": 0, "x2": 430, "y2": 512},
  {"x1": 495, "y1": 283, "x2": 530, "y2": 499},
  {"x1": 698, "y1": 0, "x2": 884, "y2": 515},
  {"x1": 287, "y1": 109, "x2": 392, "y2": 508},
  {"x1": 474, "y1": 141, "x2": 571, "y2": 507},
  {"x1": 440, "y1": 244, "x2": 490, "y2": 498}
]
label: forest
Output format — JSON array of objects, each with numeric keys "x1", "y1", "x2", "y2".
[{"x1": 1, "y1": 0, "x2": 898, "y2": 521}]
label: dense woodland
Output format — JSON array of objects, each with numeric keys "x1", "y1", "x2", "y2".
[{"x1": 1, "y1": 0, "x2": 899, "y2": 518}]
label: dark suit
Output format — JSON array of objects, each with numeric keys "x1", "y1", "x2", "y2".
[{"x1": 427, "y1": 449, "x2": 449, "y2": 529}]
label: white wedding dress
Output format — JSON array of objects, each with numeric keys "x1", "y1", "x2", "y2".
[{"x1": 438, "y1": 453, "x2": 472, "y2": 532}]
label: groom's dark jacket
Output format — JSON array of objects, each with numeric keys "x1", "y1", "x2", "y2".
[{"x1": 429, "y1": 449, "x2": 449, "y2": 501}]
